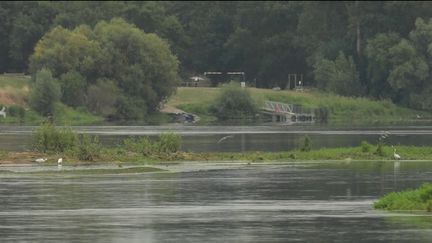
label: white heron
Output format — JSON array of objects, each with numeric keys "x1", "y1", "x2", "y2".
[
  {"x1": 57, "y1": 158, "x2": 63, "y2": 167},
  {"x1": 392, "y1": 146, "x2": 401, "y2": 160},
  {"x1": 35, "y1": 158, "x2": 47, "y2": 163},
  {"x1": 217, "y1": 135, "x2": 234, "y2": 144}
]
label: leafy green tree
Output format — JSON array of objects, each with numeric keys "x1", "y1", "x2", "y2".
[
  {"x1": 59, "y1": 71, "x2": 87, "y2": 108},
  {"x1": 86, "y1": 79, "x2": 119, "y2": 116},
  {"x1": 29, "y1": 25, "x2": 103, "y2": 78},
  {"x1": 314, "y1": 52, "x2": 362, "y2": 96},
  {"x1": 29, "y1": 69, "x2": 61, "y2": 116},
  {"x1": 365, "y1": 32, "x2": 401, "y2": 98},
  {"x1": 30, "y1": 18, "x2": 179, "y2": 118},
  {"x1": 93, "y1": 18, "x2": 179, "y2": 113}
]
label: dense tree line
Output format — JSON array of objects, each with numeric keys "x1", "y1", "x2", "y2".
[{"x1": 2, "y1": 1, "x2": 432, "y2": 112}]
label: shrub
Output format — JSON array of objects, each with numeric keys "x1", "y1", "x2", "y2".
[
  {"x1": 210, "y1": 82, "x2": 258, "y2": 120},
  {"x1": 123, "y1": 137, "x2": 155, "y2": 156},
  {"x1": 374, "y1": 141, "x2": 386, "y2": 156},
  {"x1": 75, "y1": 134, "x2": 102, "y2": 161},
  {"x1": 60, "y1": 71, "x2": 87, "y2": 108},
  {"x1": 360, "y1": 141, "x2": 372, "y2": 153},
  {"x1": 8, "y1": 105, "x2": 25, "y2": 120},
  {"x1": 122, "y1": 133, "x2": 182, "y2": 155},
  {"x1": 300, "y1": 136, "x2": 311, "y2": 152},
  {"x1": 156, "y1": 133, "x2": 181, "y2": 153},
  {"x1": 29, "y1": 69, "x2": 61, "y2": 116},
  {"x1": 33, "y1": 122, "x2": 78, "y2": 153}
]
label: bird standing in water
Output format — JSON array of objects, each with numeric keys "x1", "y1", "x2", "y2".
[{"x1": 57, "y1": 158, "x2": 63, "y2": 168}]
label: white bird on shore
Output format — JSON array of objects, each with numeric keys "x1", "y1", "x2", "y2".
[
  {"x1": 392, "y1": 146, "x2": 401, "y2": 160},
  {"x1": 35, "y1": 158, "x2": 47, "y2": 163},
  {"x1": 217, "y1": 135, "x2": 234, "y2": 144},
  {"x1": 57, "y1": 158, "x2": 63, "y2": 167}
]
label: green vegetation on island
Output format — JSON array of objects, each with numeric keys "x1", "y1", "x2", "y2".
[{"x1": 374, "y1": 183, "x2": 432, "y2": 212}]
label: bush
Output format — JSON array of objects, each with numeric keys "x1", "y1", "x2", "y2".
[
  {"x1": 33, "y1": 122, "x2": 78, "y2": 153},
  {"x1": 156, "y1": 133, "x2": 181, "y2": 153},
  {"x1": 210, "y1": 82, "x2": 258, "y2": 120},
  {"x1": 29, "y1": 69, "x2": 61, "y2": 116},
  {"x1": 300, "y1": 136, "x2": 311, "y2": 152},
  {"x1": 75, "y1": 134, "x2": 102, "y2": 161},
  {"x1": 360, "y1": 141, "x2": 372, "y2": 153},
  {"x1": 60, "y1": 71, "x2": 87, "y2": 108},
  {"x1": 8, "y1": 105, "x2": 25, "y2": 120},
  {"x1": 122, "y1": 133, "x2": 181, "y2": 155},
  {"x1": 114, "y1": 95, "x2": 147, "y2": 120},
  {"x1": 123, "y1": 137, "x2": 155, "y2": 156},
  {"x1": 374, "y1": 141, "x2": 386, "y2": 156}
]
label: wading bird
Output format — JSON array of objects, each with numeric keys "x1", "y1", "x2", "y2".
[
  {"x1": 35, "y1": 158, "x2": 47, "y2": 163},
  {"x1": 392, "y1": 146, "x2": 401, "y2": 160},
  {"x1": 57, "y1": 158, "x2": 63, "y2": 167}
]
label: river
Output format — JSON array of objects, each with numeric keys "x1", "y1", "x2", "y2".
[
  {"x1": 1, "y1": 161, "x2": 432, "y2": 242},
  {"x1": 1, "y1": 124, "x2": 432, "y2": 152}
]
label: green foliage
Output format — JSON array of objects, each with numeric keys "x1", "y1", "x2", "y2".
[
  {"x1": 374, "y1": 141, "x2": 386, "y2": 157},
  {"x1": 210, "y1": 82, "x2": 258, "y2": 120},
  {"x1": 74, "y1": 134, "x2": 102, "y2": 161},
  {"x1": 300, "y1": 136, "x2": 311, "y2": 152},
  {"x1": 52, "y1": 103, "x2": 103, "y2": 125},
  {"x1": 123, "y1": 133, "x2": 181, "y2": 156},
  {"x1": 29, "y1": 69, "x2": 61, "y2": 116},
  {"x1": 29, "y1": 17, "x2": 179, "y2": 120},
  {"x1": 8, "y1": 105, "x2": 25, "y2": 120},
  {"x1": 33, "y1": 122, "x2": 78, "y2": 153},
  {"x1": 86, "y1": 79, "x2": 119, "y2": 116},
  {"x1": 59, "y1": 71, "x2": 87, "y2": 108},
  {"x1": 374, "y1": 183, "x2": 432, "y2": 211},
  {"x1": 314, "y1": 52, "x2": 362, "y2": 97},
  {"x1": 5, "y1": 2, "x2": 432, "y2": 114},
  {"x1": 156, "y1": 133, "x2": 181, "y2": 153},
  {"x1": 360, "y1": 141, "x2": 372, "y2": 153},
  {"x1": 114, "y1": 95, "x2": 147, "y2": 121}
]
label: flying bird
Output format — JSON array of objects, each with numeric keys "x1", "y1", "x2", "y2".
[{"x1": 217, "y1": 135, "x2": 234, "y2": 144}]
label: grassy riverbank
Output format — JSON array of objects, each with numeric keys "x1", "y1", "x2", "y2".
[
  {"x1": 374, "y1": 183, "x2": 432, "y2": 212},
  {"x1": 0, "y1": 74, "x2": 104, "y2": 125},
  {"x1": 168, "y1": 87, "x2": 432, "y2": 124},
  {"x1": 3, "y1": 144, "x2": 432, "y2": 165}
]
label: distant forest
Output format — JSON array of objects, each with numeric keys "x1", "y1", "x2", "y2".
[{"x1": 2, "y1": 1, "x2": 432, "y2": 111}]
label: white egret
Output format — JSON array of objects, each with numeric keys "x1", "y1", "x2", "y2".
[
  {"x1": 392, "y1": 146, "x2": 401, "y2": 160},
  {"x1": 35, "y1": 158, "x2": 47, "y2": 163},
  {"x1": 57, "y1": 158, "x2": 63, "y2": 167}
]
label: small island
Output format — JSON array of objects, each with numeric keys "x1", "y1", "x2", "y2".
[{"x1": 374, "y1": 183, "x2": 432, "y2": 212}]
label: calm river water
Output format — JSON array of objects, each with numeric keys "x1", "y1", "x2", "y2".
[
  {"x1": 1, "y1": 124, "x2": 432, "y2": 152},
  {"x1": 1, "y1": 161, "x2": 432, "y2": 242}
]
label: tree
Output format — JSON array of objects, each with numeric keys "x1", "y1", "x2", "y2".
[
  {"x1": 210, "y1": 82, "x2": 257, "y2": 120},
  {"x1": 29, "y1": 18, "x2": 180, "y2": 119},
  {"x1": 29, "y1": 69, "x2": 61, "y2": 116},
  {"x1": 59, "y1": 71, "x2": 87, "y2": 108},
  {"x1": 314, "y1": 52, "x2": 362, "y2": 96}
]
